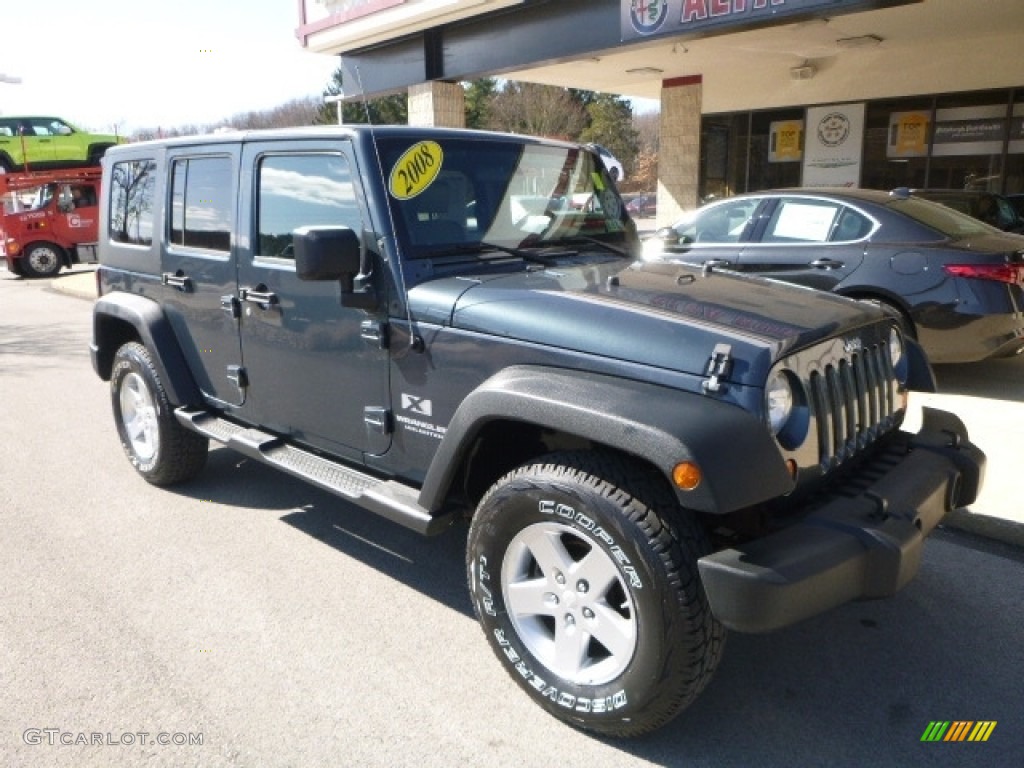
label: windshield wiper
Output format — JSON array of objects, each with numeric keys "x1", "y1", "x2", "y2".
[
  {"x1": 529, "y1": 235, "x2": 630, "y2": 258},
  {"x1": 421, "y1": 241, "x2": 576, "y2": 265}
]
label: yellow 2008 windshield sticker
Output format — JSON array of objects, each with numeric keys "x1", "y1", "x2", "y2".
[{"x1": 389, "y1": 141, "x2": 444, "y2": 200}]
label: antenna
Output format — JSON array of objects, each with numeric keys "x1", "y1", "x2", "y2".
[{"x1": 353, "y1": 64, "x2": 420, "y2": 352}]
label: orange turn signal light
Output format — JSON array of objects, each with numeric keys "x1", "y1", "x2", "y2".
[{"x1": 672, "y1": 461, "x2": 702, "y2": 491}]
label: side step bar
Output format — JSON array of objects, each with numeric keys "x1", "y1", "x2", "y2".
[{"x1": 175, "y1": 408, "x2": 455, "y2": 536}]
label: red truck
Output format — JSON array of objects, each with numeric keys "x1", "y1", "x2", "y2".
[{"x1": 1, "y1": 168, "x2": 100, "y2": 277}]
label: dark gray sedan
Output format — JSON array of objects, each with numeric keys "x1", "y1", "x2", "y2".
[{"x1": 644, "y1": 188, "x2": 1024, "y2": 363}]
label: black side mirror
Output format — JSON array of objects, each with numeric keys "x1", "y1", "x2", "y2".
[
  {"x1": 294, "y1": 226, "x2": 377, "y2": 309},
  {"x1": 655, "y1": 226, "x2": 681, "y2": 244},
  {"x1": 294, "y1": 226, "x2": 361, "y2": 281}
]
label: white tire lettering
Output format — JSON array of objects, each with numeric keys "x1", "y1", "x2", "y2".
[
  {"x1": 493, "y1": 622, "x2": 629, "y2": 713},
  {"x1": 536, "y1": 499, "x2": 644, "y2": 589}
]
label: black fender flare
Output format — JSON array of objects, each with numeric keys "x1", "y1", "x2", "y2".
[
  {"x1": 86, "y1": 142, "x2": 117, "y2": 163},
  {"x1": 91, "y1": 292, "x2": 201, "y2": 406},
  {"x1": 418, "y1": 366, "x2": 793, "y2": 516}
]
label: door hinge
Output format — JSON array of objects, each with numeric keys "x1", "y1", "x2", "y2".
[
  {"x1": 702, "y1": 344, "x2": 732, "y2": 394},
  {"x1": 360, "y1": 320, "x2": 390, "y2": 350},
  {"x1": 226, "y1": 365, "x2": 249, "y2": 390},
  {"x1": 220, "y1": 295, "x2": 241, "y2": 318},
  {"x1": 364, "y1": 406, "x2": 392, "y2": 434}
]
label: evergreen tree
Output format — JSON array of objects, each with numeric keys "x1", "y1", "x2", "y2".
[
  {"x1": 579, "y1": 94, "x2": 639, "y2": 175},
  {"x1": 464, "y1": 78, "x2": 497, "y2": 129},
  {"x1": 315, "y1": 64, "x2": 408, "y2": 126}
]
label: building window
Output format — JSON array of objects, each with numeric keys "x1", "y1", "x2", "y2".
[
  {"x1": 927, "y1": 90, "x2": 1012, "y2": 191},
  {"x1": 1007, "y1": 89, "x2": 1024, "y2": 194},
  {"x1": 862, "y1": 97, "x2": 933, "y2": 191}
]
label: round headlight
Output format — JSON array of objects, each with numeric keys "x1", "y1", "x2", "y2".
[
  {"x1": 766, "y1": 370, "x2": 794, "y2": 435},
  {"x1": 889, "y1": 326, "x2": 904, "y2": 368}
]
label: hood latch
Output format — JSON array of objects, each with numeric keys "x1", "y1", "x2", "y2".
[{"x1": 702, "y1": 343, "x2": 732, "y2": 394}]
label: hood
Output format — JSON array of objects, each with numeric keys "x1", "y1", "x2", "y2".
[{"x1": 408, "y1": 259, "x2": 884, "y2": 380}]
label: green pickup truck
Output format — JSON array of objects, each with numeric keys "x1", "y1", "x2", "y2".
[{"x1": 0, "y1": 115, "x2": 122, "y2": 172}]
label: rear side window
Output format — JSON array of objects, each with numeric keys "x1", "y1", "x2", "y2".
[
  {"x1": 109, "y1": 159, "x2": 157, "y2": 245},
  {"x1": 170, "y1": 156, "x2": 232, "y2": 252},
  {"x1": 762, "y1": 199, "x2": 842, "y2": 244},
  {"x1": 256, "y1": 153, "x2": 359, "y2": 259}
]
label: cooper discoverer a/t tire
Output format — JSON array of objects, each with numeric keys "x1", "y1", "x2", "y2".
[
  {"x1": 467, "y1": 451, "x2": 724, "y2": 737},
  {"x1": 111, "y1": 342, "x2": 208, "y2": 486}
]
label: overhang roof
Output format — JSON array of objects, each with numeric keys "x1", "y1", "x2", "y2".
[
  {"x1": 506, "y1": 0, "x2": 1024, "y2": 112},
  {"x1": 305, "y1": 0, "x2": 1024, "y2": 113}
]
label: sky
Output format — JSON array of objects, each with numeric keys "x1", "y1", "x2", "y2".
[{"x1": 0, "y1": 0, "x2": 340, "y2": 135}]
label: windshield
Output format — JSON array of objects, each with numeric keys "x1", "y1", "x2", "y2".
[
  {"x1": 376, "y1": 137, "x2": 633, "y2": 260},
  {"x1": 18, "y1": 184, "x2": 55, "y2": 212},
  {"x1": 894, "y1": 196, "x2": 1001, "y2": 238}
]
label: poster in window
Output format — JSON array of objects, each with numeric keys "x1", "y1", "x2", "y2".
[
  {"x1": 887, "y1": 111, "x2": 930, "y2": 158},
  {"x1": 802, "y1": 103, "x2": 865, "y2": 187},
  {"x1": 769, "y1": 120, "x2": 803, "y2": 163}
]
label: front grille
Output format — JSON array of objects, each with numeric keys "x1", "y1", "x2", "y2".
[{"x1": 807, "y1": 343, "x2": 899, "y2": 470}]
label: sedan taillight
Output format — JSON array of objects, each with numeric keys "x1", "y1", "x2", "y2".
[{"x1": 943, "y1": 263, "x2": 1024, "y2": 286}]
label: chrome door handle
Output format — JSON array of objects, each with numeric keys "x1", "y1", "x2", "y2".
[
  {"x1": 701, "y1": 258, "x2": 731, "y2": 275},
  {"x1": 240, "y1": 287, "x2": 279, "y2": 307},
  {"x1": 161, "y1": 272, "x2": 193, "y2": 292}
]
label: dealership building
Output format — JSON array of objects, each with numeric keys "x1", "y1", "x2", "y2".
[{"x1": 296, "y1": 0, "x2": 1024, "y2": 224}]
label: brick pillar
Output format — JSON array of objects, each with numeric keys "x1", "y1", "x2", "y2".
[
  {"x1": 657, "y1": 76, "x2": 702, "y2": 228},
  {"x1": 407, "y1": 81, "x2": 466, "y2": 128}
]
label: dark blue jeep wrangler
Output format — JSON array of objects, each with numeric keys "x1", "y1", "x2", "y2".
[{"x1": 91, "y1": 126, "x2": 984, "y2": 737}]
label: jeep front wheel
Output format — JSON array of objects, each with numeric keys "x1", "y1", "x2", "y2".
[
  {"x1": 111, "y1": 342, "x2": 208, "y2": 486},
  {"x1": 466, "y1": 452, "x2": 724, "y2": 737},
  {"x1": 20, "y1": 242, "x2": 65, "y2": 278}
]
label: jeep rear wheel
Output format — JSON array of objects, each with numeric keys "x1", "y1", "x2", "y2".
[
  {"x1": 466, "y1": 452, "x2": 724, "y2": 737},
  {"x1": 111, "y1": 342, "x2": 208, "y2": 486},
  {"x1": 20, "y1": 242, "x2": 65, "y2": 278}
]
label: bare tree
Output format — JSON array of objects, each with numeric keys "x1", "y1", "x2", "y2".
[
  {"x1": 625, "y1": 111, "x2": 662, "y2": 193},
  {"x1": 633, "y1": 111, "x2": 660, "y2": 156},
  {"x1": 485, "y1": 82, "x2": 587, "y2": 140},
  {"x1": 222, "y1": 96, "x2": 322, "y2": 130},
  {"x1": 130, "y1": 96, "x2": 323, "y2": 141}
]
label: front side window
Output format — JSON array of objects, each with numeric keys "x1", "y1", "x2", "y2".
[
  {"x1": 170, "y1": 156, "x2": 232, "y2": 252},
  {"x1": 256, "y1": 153, "x2": 359, "y2": 259},
  {"x1": 676, "y1": 198, "x2": 760, "y2": 243},
  {"x1": 109, "y1": 159, "x2": 156, "y2": 245},
  {"x1": 26, "y1": 118, "x2": 73, "y2": 136}
]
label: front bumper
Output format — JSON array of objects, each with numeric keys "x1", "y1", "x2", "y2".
[{"x1": 698, "y1": 407, "x2": 985, "y2": 633}]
